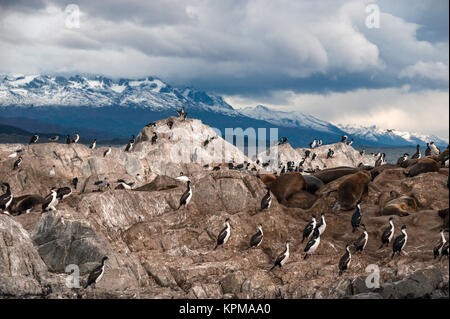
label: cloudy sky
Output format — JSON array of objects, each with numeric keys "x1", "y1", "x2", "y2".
[{"x1": 0, "y1": 0, "x2": 448, "y2": 138}]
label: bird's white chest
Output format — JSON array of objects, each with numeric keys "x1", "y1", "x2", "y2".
[
  {"x1": 402, "y1": 234, "x2": 408, "y2": 249},
  {"x1": 96, "y1": 265, "x2": 105, "y2": 283},
  {"x1": 223, "y1": 228, "x2": 231, "y2": 244},
  {"x1": 388, "y1": 227, "x2": 394, "y2": 242},
  {"x1": 5, "y1": 195, "x2": 13, "y2": 208},
  {"x1": 319, "y1": 221, "x2": 326, "y2": 234},
  {"x1": 281, "y1": 250, "x2": 289, "y2": 266},
  {"x1": 185, "y1": 190, "x2": 192, "y2": 205},
  {"x1": 308, "y1": 237, "x2": 320, "y2": 253}
]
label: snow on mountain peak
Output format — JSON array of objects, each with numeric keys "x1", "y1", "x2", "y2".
[{"x1": 0, "y1": 74, "x2": 232, "y2": 112}]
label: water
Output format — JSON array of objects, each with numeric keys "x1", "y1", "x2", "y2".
[{"x1": 356, "y1": 146, "x2": 421, "y2": 164}]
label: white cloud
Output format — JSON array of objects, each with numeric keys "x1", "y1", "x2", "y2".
[{"x1": 399, "y1": 61, "x2": 449, "y2": 82}]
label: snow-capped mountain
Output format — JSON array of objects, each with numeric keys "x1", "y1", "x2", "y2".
[
  {"x1": 0, "y1": 74, "x2": 446, "y2": 147},
  {"x1": 238, "y1": 105, "x2": 342, "y2": 134},
  {"x1": 337, "y1": 124, "x2": 448, "y2": 147},
  {"x1": 0, "y1": 74, "x2": 234, "y2": 113}
]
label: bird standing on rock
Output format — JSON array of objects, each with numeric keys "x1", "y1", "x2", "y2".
[
  {"x1": 29, "y1": 133, "x2": 39, "y2": 144},
  {"x1": 260, "y1": 188, "x2": 272, "y2": 211},
  {"x1": 302, "y1": 214, "x2": 317, "y2": 243},
  {"x1": 269, "y1": 240, "x2": 290, "y2": 272},
  {"x1": 338, "y1": 244, "x2": 352, "y2": 276},
  {"x1": 392, "y1": 225, "x2": 408, "y2": 258},
  {"x1": 214, "y1": 218, "x2": 231, "y2": 250},
  {"x1": 103, "y1": 146, "x2": 111, "y2": 157},
  {"x1": 151, "y1": 132, "x2": 158, "y2": 145},
  {"x1": 177, "y1": 180, "x2": 192, "y2": 210},
  {"x1": 434, "y1": 229, "x2": 447, "y2": 259},
  {"x1": 42, "y1": 187, "x2": 59, "y2": 212},
  {"x1": 0, "y1": 183, "x2": 13, "y2": 215},
  {"x1": 89, "y1": 139, "x2": 97, "y2": 150},
  {"x1": 247, "y1": 224, "x2": 264, "y2": 249},
  {"x1": 304, "y1": 228, "x2": 321, "y2": 259},
  {"x1": 13, "y1": 156, "x2": 23, "y2": 170},
  {"x1": 354, "y1": 225, "x2": 368, "y2": 253},
  {"x1": 66, "y1": 134, "x2": 71, "y2": 144},
  {"x1": 72, "y1": 132, "x2": 80, "y2": 143},
  {"x1": 379, "y1": 217, "x2": 395, "y2": 249},
  {"x1": 84, "y1": 256, "x2": 108, "y2": 289},
  {"x1": 351, "y1": 200, "x2": 364, "y2": 233}
]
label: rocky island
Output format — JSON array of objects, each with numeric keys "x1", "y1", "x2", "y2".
[{"x1": 0, "y1": 116, "x2": 448, "y2": 299}]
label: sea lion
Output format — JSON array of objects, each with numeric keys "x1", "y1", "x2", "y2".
[
  {"x1": 312, "y1": 167, "x2": 359, "y2": 184},
  {"x1": 258, "y1": 173, "x2": 277, "y2": 187},
  {"x1": 337, "y1": 170, "x2": 371, "y2": 210},
  {"x1": 400, "y1": 158, "x2": 418, "y2": 168},
  {"x1": 370, "y1": 164, "x2": 398, "y2": 180},
  {"x1": 405, "y1": 158, "x2": 440, "y2": 177},
  {"x1": 303, "y1": 175, "x2": 325, "y2": 194},
  {"x1": 10, "y1": 194, "x2": 44, "y2": 215},
  {"x1": 380, "y1": 195, "x2": 418, "y2": 216},
  {"x1": 268, "y1": 172, "x2": 307, "y2": 205}
]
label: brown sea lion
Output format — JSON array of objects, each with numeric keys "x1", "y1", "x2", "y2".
[
  {"x1": 337, "y1": 170, "x2": 371, "y2": 210},
  {"x1": 10, "y1": 194, "x2": 44, "y2": 215},
  {"x1": 303, "y1": 175, "x2": 325, "y2": 194},
  {"x1": 400, "y1": 158, "x2": 418, "y2": 168},
  {"x1": 380, "y1": 195, "x2": 418, "y2": 216},
  {"x1": 312, "y1": 167, "x2": 359, "y2": 184},
  {"x1": 370, "y1": 164, "x2": 398, "y2": 180},
  {"x1": 258, "y1": 173, "x2": 277, "y2": 187},
  {"x1": 405, "y1": 158, "x2": 440, "y2": 177},
  {"x1": 268, "y1": 172, "x2": 307, "y2": 205}
]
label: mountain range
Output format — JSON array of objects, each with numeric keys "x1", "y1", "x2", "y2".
[{"x1": 0, "y1": 74, "x2": 447, "y2": 147}]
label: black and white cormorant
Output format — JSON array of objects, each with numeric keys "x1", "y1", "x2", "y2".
[
  {"x1": 83, "y1": 256, "x2": 108, "y2": 289},
  {"x1": 48, "y1": 135, "x2": 59, "y2": 142},
  {"x1": 42, "y1": 187, "x2": 59, "y2": 212},
  {"x1": 125, "y1": 140, "x2": 134, "y2": 152},
  {"x1": 177, "y1": 180, "x2": 192, "y2": 209},
  {"x1": 269, "y1": 240, "x2": 291, "y2": 272},
  {"x1": 327, "y1": 149, "x2": 334, "y2": 159},
  {"x1": 66, "y1": 134, "x2": 71, "y2": 144},
  {"x1": 430, "y1": 142, "x2": 440, "y2": 156},
  {"x1": 346, "y1": 138, "x2": 354, "y2": 146},
  {"x1": 72, "y1": 177, "x2": 79, "y2": 190},
  {"x1": 341, "y1": 135, "x2": 348, "y2": 143},
  {"x1": 433, "y1": 229, "x2": 447, "y2": 259},
  {"x1": 103, "y1": 146, "x2": 111, "y2": 157},
  {"x1": 411, "y1": 144, "x2": 421, "y2": 159},
  {"x1": 379, "y1": 217, "x2": 395, "y2": 248},
  {"x1": 392, "y1": 225, "x2": 408, "y2": 258},
  {"x1": 397, "y1": 153, "x2": 409, "y2": 166},
  {"x1": 316, "y1": 213, "x2": 327, "y2": 235},
  {"x1": 94, "y1": 177, "x2": 110, "y2": 191},
  {"x1": 151, "y1": 132, "x2": 158, "y2": 145},
  {"x1": 304, "y1": 150, "x2": 311, "y2": 158},
  {"x1": 247, "y1": 224, "x2": 263, "y2": 249},
  {"x1": 72, "y1": 132, "x2": 80, "y2": 143},
  {"x1": 304, "y1": 228, "x2": 321, "y2": 259},
  {"x1": 214, "y1": 218, "x2": 231, "y2": 250},
  {"x1": 0, "y1": 183, "x2": 13, "y2": 215},
  {"x1": 89, "y1": 139, "x2": 96, "y2": 150},
  {"x1": 260, "y1": 188, "x2": 272, "y2": 211},
  {"x1": 49, "y1": 165, "x2": 55, "y2": 178},
  {"x1": 302, "y1": 214, "x2": 317, "y2": 243},
  {"x1": 338, "y1": 244, "x2": 352, "y2": 276},
  {"x1": 351, "y1": 200, "x2": 364, "y2": 233},
  {"x1": 167, "y1": 119, "x2": 174, "y2": 130},
  {"x1": 354, "y1": 225, "x2": 368, "y2": 253},
  {"x1": 13, "y1": 156, "x2": 22, "y2": 170},
  {"x1": 29, "y1": 133, "x2": 39, "y2": 144}
]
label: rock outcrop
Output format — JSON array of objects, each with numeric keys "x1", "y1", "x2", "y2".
[{"x1": 0, "y1": 117, "x2": 448, "y2": 299}]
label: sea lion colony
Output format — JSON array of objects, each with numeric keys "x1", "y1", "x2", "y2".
[{"x1": 0, "y1": 109, "x2": 449, "y2": 295}]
